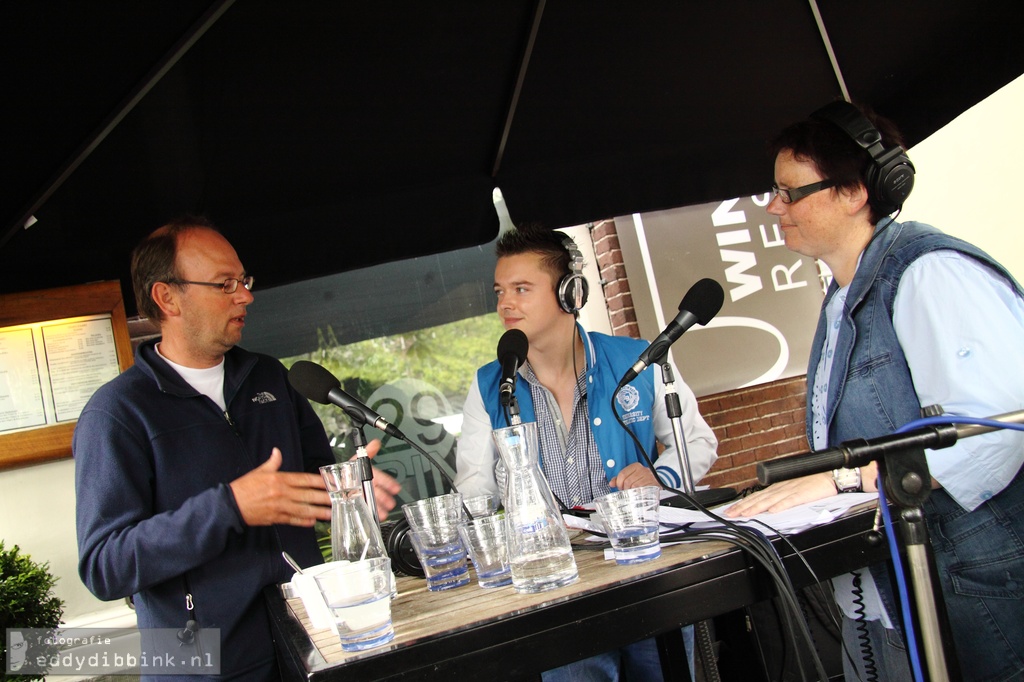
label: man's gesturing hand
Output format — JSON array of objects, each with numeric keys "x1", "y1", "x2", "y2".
[{"x1": 230, "y1": 448, "x2": 332, "y2": 527}]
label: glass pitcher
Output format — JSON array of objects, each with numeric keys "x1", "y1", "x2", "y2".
[
  {"x1": 492, "y1": 421, "x2": 579, "y2": 593},
  {"x1": 319, "y1": 460, "x2": 387, "y2": 563}
]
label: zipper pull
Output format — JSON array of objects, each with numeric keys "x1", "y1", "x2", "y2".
[{"x1": 178, "y1": 593, "x2": 198, "y2": 646}]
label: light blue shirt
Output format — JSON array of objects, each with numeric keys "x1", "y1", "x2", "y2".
[
  {"x1": 826, "y1": 249, "x2": 1024, "y2": 623},
  {"x1": 891, "y1": 250, "x2": 1024, "y2": 510}
]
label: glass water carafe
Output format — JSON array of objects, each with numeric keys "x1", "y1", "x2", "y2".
[
  {"x1": 492, "y1": 421, "x2": 579, "y2": 593},
  {"x1": 319, "y1": 460, "x2": 387, "y2": 563}
]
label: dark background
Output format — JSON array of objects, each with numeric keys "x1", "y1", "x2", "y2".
[{"x1": 4, "y1": 1, "x2": 1024, "y2": 316}]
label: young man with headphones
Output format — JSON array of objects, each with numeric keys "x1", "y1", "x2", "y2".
[
  {"x1": 727, "y1": 101, "x2": 1024, "y2": 681},
  {"x1": 455, "y1": 224, "x2": 718, "y2": 681}
]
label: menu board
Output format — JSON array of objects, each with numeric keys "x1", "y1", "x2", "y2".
[{"x1": 0, "y1": 315, "x2": 121, "y2": 434}]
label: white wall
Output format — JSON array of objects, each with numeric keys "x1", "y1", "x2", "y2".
[
  {"x1": 0, "y1": 458, "x2": 118, "y2": 621},
  {"x1": 3, "y1": 74, "x2": 1022, "y2": 624},
  {"x1": 900, "y1": 73, "x2": 1024, "y2": 280}
]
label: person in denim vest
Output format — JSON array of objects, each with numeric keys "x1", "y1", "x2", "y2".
[{"x1": 727, "y1": 102, "x2": 1024, "y2": 681}]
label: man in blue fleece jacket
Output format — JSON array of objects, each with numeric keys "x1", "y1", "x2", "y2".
[{"x1": 74, "y1": 217, "x2": 400, "y2": 680}]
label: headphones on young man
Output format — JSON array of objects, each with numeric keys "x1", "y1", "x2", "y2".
[
  {"x1": 811, "y1": 100, "x2": 915, "y2": 215},
  {"x1": 557, "y1": 236, "x2": 590, "y2": 315}
]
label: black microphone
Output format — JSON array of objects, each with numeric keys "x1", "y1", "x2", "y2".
[
  {"x1": 619, "y1": 278, "x2": 725, "y2": 386},
  {"x1": 497, "y1": 329, "x2": 529, "y2": 407},
  {"x1": 288, "y1": 360, "x2": 405, "y2": 439}
]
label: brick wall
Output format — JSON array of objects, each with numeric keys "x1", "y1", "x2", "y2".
[
  {"x1": 590, "y1": 219, "x2": 640, "y2": 338},
  {"x1": 697, "y1": 377, "x2": 809, "y2": 491},
  {"x1": 588, "y1": 220, "x2": 810, "y2": 491}
]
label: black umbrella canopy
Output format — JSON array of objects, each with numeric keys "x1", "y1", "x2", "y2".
[{"x1": 4, "y1": 1, "x2": 1024, "y2": 316}]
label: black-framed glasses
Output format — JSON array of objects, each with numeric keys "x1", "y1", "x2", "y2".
[
  {"x1": 771, "y1": 180, "x2": 835, "y2": 204},
  {"x1": 167, "y1": 275, "x2": 254, "y2": 294}
]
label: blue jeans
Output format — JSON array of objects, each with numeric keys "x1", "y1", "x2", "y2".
[
  {"x1": 865, "y1": 466, "x2": 1024, "y2": 681},
  {"x1": 922, "y1": 470, "x2": 1024, "y2": 681},
  {"x1": 540, "y1": 627, "x2": 694, "y2": 682}
]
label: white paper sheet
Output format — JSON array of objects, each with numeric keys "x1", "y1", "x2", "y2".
[{"x1": 566, "y1": 492, "x2": 879, "y2": 548}]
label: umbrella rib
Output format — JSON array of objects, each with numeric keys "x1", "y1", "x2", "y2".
[
  {"x1": 807, "y1": 0, "x2": 851, "y2": 102},
  {"x1": 492, "y1": 0, "x2": 547, "y2": 178},
  {"x1": 0, "y1": 0, "x2": 237, "y2": 250}
]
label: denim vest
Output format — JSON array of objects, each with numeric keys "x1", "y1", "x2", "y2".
[
  {"x1": 806, "y1": 220, "x2": 1024, "y2": 643},
  {"x1": 807, "y1": 220, "x2": 1023, "y2": 445}
]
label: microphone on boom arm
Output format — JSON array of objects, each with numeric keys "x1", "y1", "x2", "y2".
[
  {"x1": 288, "y1": 360, "x2": 467, "y2": 499},
  {"x1": 496, "y1": 329, "x2": 529, "y2": 426},
  {"x1": 288, "y1": 360, "x2": 470, "y2": 578},
  {"x1": 289, "y1": 360, "x2": 405, "y2": 439}
]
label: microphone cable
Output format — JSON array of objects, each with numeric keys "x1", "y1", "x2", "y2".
[
  {"x1": 609, "y1": 388, "x2": 831, "y2": 682},
  {"x1": 389, "y1": 429, "x2": 475, "y2": 520}
]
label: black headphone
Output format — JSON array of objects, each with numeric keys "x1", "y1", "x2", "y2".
[
  {"x1": 557, "y1": 236, "x2": 589, "y2": 315},
  {"x1": 811, "y1": 100, "x2": 915, "y2": 215},
  {"x1": 380, "y1": 517, "x2": 425, "y2": 578}
]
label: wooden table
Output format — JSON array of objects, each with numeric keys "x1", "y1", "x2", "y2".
[{"x1": 267, "y1": 505, "x2": 886, "y2": 681}]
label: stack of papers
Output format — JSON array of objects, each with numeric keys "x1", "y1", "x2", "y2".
[{"x1": 566, "y1": 491, "x2": 878, "y2": 539}]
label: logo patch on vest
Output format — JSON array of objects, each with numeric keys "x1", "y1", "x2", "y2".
[
  {"x1": 251, "y1": 391, "x2": 277, "y2": 404},
  {"x1": 616, "y1": 384, "x2": 651, "y2": 426},
  {"x1": 616, "y1": 384, "x2": 640, "y2": 412}
]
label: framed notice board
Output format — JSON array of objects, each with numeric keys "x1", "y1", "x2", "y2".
[{"x1": 0, "y1": 281, "x2": 134, "y2": 470}]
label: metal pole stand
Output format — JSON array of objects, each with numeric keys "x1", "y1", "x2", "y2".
[
  {"x1": 351, "y1": 424, "x2": 381, "y2": 526},
  {"x1": 658, "y1": 361, "x2": 737, "y2": 509},
  {"x1": 655, "y1": 361, "x2": 729, "y2": 682},
  {"x1": 759, "y1": 428, "x2": 966, "y2": 681},
  {"x1": 875, "y1": 445, "x2": 960, "y2": 682}
]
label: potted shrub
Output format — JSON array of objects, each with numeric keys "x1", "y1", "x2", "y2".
[{"x1": 1, "y1": 541, "x2": 64, "y2": 680}]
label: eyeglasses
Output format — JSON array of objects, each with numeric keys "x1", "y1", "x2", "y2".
[
  {"x1": 771, "y1": 180, "x2": 835, "y2": 204},
  {"x1": 167, "y1": 275, "x2": 254, "y2": 294}
]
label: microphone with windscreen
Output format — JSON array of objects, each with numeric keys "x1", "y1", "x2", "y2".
[
  {"x1": 289, "y1": 360, "x2": 405, "y2": 439},
  {"x1": 618, "y1": 278, "x2": 724, "y2": 387},
  {"x1": 288, "y1": 360, "x2": 466, "y2": 498},
  {"x1": 288, "y1": 360, "x2": 470, "y2": 578},
  {"x1": 497, "y1": 329, "x2": 529, "y2": 407},
  {"x1": 613, "y1": 278, "x2": 736, "y2": 509}
]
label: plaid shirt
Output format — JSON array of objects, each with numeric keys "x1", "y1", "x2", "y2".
[{"x1": 522, "y1": 361, "x2": 610, "y2": 507}]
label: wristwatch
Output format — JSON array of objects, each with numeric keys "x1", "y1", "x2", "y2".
[{"x1": 832, "y1": 467, "x2": 862, "y2": 493}]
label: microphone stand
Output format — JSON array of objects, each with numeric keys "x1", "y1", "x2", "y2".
[
  {"x1": 658, "y1": 360, "x2": 737, "y2": 509},
  {"x1": 756, "y1": 411, "x2": 1024, "y2": 681},
  {"x1": 351, "y1": 424, "x2": 380, "y2": 526},
  {"x1": 345, "y1": 407, "x2": 474, "y2": 521},
  {"x1": 656, "y1": 358, "x2": 732, "y2": 682},
  {"x1": 507, "y1": 394, "x2": 522, "y2": 427}
]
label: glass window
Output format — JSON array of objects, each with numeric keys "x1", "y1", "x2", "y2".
[
  {"x1": 244, "y1": 218, "x2": 608, "y2": 510},
  {"x1": 245, "y1": 241, "x2": 501, "y2": 506},
  {"x1": 281, "y1": 312, "x2": 503, "y2": 504}
]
